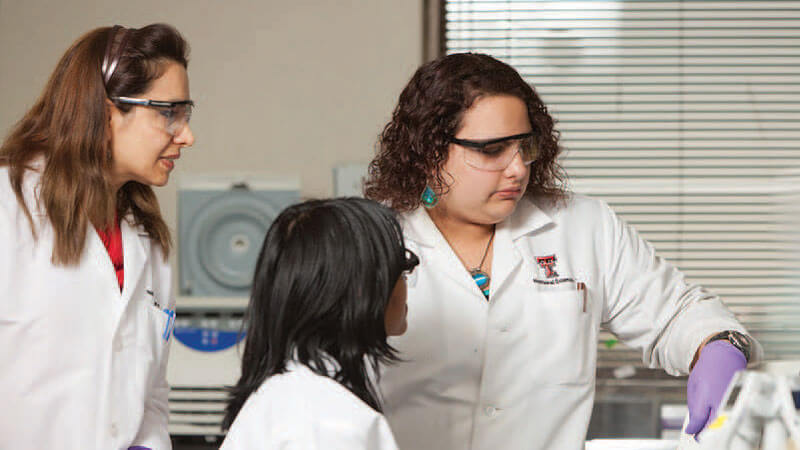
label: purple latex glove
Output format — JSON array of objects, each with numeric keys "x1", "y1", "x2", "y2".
[
  {"x1": 685, "y1": 340, "x2": 747, "y2": 436},
  {"x1": 128, "y1": 447, "x2": 152, "y2": 450}
]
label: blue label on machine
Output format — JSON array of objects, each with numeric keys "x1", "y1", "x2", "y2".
[{"x1": 173, "y1": 327, "x2": 245, "y2": 352}]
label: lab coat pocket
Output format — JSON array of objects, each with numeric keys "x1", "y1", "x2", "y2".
[{"x1": 526, "y1": 289, "x2": 595, "y2": 385}]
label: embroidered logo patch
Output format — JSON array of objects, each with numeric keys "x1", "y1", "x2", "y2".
[
  {"x1": 536, "y1": 255, "x2": 559, "y2": 278},
  {"x1": 533, "y1": 254, "x2": 576, "y2": 285}
]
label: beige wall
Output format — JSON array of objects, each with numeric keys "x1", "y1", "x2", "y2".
[{"x1": 0, "y1": 0, "x2": 423, "y2": 274}]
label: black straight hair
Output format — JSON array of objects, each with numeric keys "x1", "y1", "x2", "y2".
[{"x1": 222, "y1": 197, "x2": 413, "y2": 430}]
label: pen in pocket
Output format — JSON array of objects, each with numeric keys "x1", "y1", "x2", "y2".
[
  {"x1": 576, "y1": 282, "x2": 587, "y2": 312},
  {"x1": 532, "y1": 277, "x2": 588, "y2": 312}
]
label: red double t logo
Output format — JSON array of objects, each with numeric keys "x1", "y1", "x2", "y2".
[{"x1": 536, "y1": 255, "x2": 559, "y2": 278}]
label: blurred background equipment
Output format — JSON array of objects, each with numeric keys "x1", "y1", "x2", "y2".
[
  {"x1": 168, "y1": 176, "x2": 299, "y2": 441},
  {"x1": 333, "y1": 163, "x2": 369, "y2": 197},
  {"x1": 179, "y1": 176, "x2": 300, "y2": 297}
]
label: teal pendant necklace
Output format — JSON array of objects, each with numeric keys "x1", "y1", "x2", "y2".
[{"x1": 469, "y1": 226, "x2": 495, "y2": 300}]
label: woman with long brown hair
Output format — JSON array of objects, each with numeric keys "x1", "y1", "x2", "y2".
[{"x1": 0, "y1": 24, "x2": 194, "y2": 449}]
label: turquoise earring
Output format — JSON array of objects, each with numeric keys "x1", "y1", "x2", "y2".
[{"x1": 421, "y1": 186, "x2": 438, "y2": 209}]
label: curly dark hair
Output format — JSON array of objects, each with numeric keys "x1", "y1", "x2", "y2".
[{"x1": 365, "y1": 52, "x2": 567, "y2": 212}]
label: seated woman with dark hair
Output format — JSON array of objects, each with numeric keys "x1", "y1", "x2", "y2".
[{"x1": 220, "y1": 197, "x2": 418, "y2": 449}]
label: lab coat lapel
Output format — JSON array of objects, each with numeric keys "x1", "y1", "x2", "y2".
[
  {"x1": 402, "y1": 208, "x2": 484, "y2": 297},
  {"x1": 507, "y1": 197, "x2": 554, "y2": 242},
  {"x1": 120, "y1": 215, "x2": 150, "y2": 307},
  {"x1": 492, "y1": 198, "x2": 555, "y2": 294},
  {"x1": 489, "y1": 224, "x2": 521, "y2": 297},
  {"x1": 399, "y1": 207, "x2": 436, "y2": 248},
  {"x1": 86, "y1": 223, "x2": 119, "y2": 287}
]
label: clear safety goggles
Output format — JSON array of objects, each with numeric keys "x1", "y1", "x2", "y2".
[
  {"x1": 401, "y1": 248, "x2": 420, "y2": 282},
  {"x1": 403, "y1": 248, "x2": 419, "y2": 274},
  {"x1": 111, "y1": 96, "x2": 194, "y2": 136},
  {"x1": 450, "y1": 132, "x2": 536, "y2": 171}
]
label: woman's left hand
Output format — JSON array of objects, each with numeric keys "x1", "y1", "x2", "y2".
[{"x1": 684, "y1": 340, "x2": 747, "y2": 437}]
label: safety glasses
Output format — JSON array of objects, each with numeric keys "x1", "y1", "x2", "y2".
[
  {"x1": 402, "y1": 249, "x2": 420, "y2": 279},
  {"x1": 450, "y1": 132, "x2": 536, "y2": 171},
  {"x1": 111, "y1": 96, "x2": 194, "y2": 136}
]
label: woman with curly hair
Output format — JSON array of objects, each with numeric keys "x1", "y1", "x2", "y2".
[
  {"x1": 0, "y1": 24, "x2": 193, "y2": 449},
  {"x1": 365, "y1": 53, "x2": 760, "y2": 449}
]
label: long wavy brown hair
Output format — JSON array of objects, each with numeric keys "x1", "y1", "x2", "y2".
[
  {"x1": 365, "y1": 52, "x2": 567, "y2": 212},
  {"x1": 0, "y1": 24, "x2": 188, "y2": 265}
]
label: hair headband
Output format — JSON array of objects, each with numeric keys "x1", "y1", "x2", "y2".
[{"x1": 101, "y1": 25, "x2": 132, "y2": 86}]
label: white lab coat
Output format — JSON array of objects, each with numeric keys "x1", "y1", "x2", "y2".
[
  {"x1": 379, "y1": 194, "x2": 761, "y2": 450},
  {"x1": 221, "y1": 360, "x2": 399, "y2": 450},
  {"x1": 0, "y1": 166, "x2": 174, "y2": 450}
]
